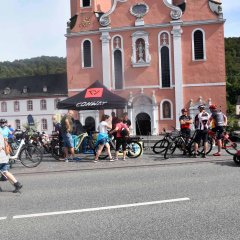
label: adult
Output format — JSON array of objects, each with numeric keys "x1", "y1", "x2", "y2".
[
  {"x1": 179, "y1": 108, "x2": 193, "y2": 139},
  {"x1": 0, "y1": 128, "x2": 22, "y2": 193},
  {"x1": 94, "y1": 114, "x2": 113, "y2": 162},
  {"x1": 111, "y1": 112, "x2": 118, "y2": 139},
  {"x1": 122, "y1": 112, "x2": 131, "y2": 128},
  {"x1": 110, "y1": 117, "x2": 129, "y2": 161},
  {"x1": 0, "y1": 119, "x2": 12, "y2": 139},
  {"x1": 209, "y1": 104, "x2": 227, "y2": 156},
  {"x1": 193, "y1": 105, "x2": 210, "y2": 158},
  {"x1": 60, "y1": 110, "x2": 75, "y2": 162}
]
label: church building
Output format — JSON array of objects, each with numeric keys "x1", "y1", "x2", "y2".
[{"x1": 66, "y1": 0, "x2": 226, "y2": 135}]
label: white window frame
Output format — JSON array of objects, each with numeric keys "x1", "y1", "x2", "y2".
[
  {"x1": 131, "y1": 31, "x2": 151, "y2": 67},
  {"x1": 27, "y1": 100, "x2": 33, "y2": 111},
  {"x1": 81, "y1": 38, "x2": 93, "y2": 68},
  {"x1": 192, "y1": 28, "x2": 206, "y2": 61},
  {"x1": 14, "y1": 101, "x2": 20, "y2": 112},
  {"x1": 40, "y1": 99, "x2": 47, "y2": 110},
  {"x1": 41, "y1": 119, "x2": 48, "y2": 131},
  {"x1": 80, "y1": 0, "x2": 91, "y2": 8},
  {"x1": 1, "y1": 102, "x2": 7, "y2": 112},
  {"x1": 15, "y1": 119, "x2": 21, "y2": 130},
  {"x1": 158, "y1": 31, "x2": 172, "y2": 89},
  {"x1": 111, "y1": 34, "x2": 125, "y2": 90},
  {"x1": 160, "y1": 99, "x2": 173, "y2": 120}
]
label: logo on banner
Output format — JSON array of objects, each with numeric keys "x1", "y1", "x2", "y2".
[{"x1": 85, "y1": 88, "x2": 103, "y2": 98}]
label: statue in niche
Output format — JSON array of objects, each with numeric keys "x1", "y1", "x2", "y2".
[{"x1": 136, "y1": 39, "x2": 145, "y2": 63}]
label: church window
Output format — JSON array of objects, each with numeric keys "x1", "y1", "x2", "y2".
[
  {"x1": 159, "y1": 32, "x2": 172, "y2": 88},
  {"x1": 81, "y1": 0, "x2": 91, "y2": 7},
  {"x1": 192, "y1": 29, "x2": 206, "y2": 61},
  {"x1": 131, "y1": 31, "x2": 151, "y2": 67},
  {"x1": 112, "y1": 36, "x2": 124, "y2": 90},
  {"x1": 82, "y1": 39, "x2": 93, "y2": 68}
]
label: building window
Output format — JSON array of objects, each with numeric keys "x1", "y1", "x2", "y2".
[
  {"x1": 82, "y1": 39, "x2": 92, "y2": 68},
  {"x1": 40, "y1": 99, "x2": 47, "y2": 110},
  {"x1": 81, "y1": 0, "x2": 91, "y2": 7},
  {"x1": 54, "y1": 98, "x2": 60, "y2": 109},
  {"x1": 27, "y1": 100, "x2": 33, "y2": 111},
  {"x1": 15, "y1": 119, "x2": 21, "y2": 130},
  {"x1": 160, "y1": 100, "x2": 173, "y2": 119},
  {"x1": 14, "y1": 101, "x2": 20, "y2": 112},
  {"x1": 1, "y1": 102, "x2": 7, "y2": 112},
  {"x1": 131, "y1": 31, "x2": 151, "y2": 67},
  {"x1": 159, "y1": 32, "x2": 172, "y2": 88},
  {"x1": 41, "y1": 119, "x2": 48, "y2": 131},
  {"x1": 192, "y1": 29, "x2": 206, "y2": 61},
  {"x1": 112, "y1": 35, "x2": 124, "y2": 90}
]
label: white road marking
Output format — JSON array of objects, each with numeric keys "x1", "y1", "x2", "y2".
[
  {"x1": 0, "y1": 217, "x2": 7, "y2": 221},
  {"x1": 13, "y1": 197, "x2": 190, "y2": 219}
]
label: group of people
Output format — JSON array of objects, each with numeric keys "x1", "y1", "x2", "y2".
[
  {"x1": 94, "y1": 112, "x2": 131, "y2": 162},
  {"x1": 179, "y1": 104, "x2": 227, "y2": 158},
  {"x1": 0, "y1": 119, "x2": 22, "y2": 193}
]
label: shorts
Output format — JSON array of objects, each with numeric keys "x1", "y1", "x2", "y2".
[
  {"x1": 62, "y1": 133, "x2": 74, "y2": 148},
  {"x1": 212, "y1": 126, "x2": 224, "y2": 140},
  {"x1": 194, "y1": 130, "x2": 208, "y2": 144},
  {"x1": 116, "y1": 138, "x2": 127, "y2": 151},
  {"x1": 0, "y1": 163, "x2": 10, "y2": 172},
  {"x1": 180, "y1": 128, "x2": 191, "y2": 138},
  {"x1": 97, "y1": 138, "x2": 108, "y2": 146}
]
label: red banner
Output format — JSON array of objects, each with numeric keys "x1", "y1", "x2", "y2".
[{"x1": 85, "y1": 88, "x2": 103, "y2": 98}]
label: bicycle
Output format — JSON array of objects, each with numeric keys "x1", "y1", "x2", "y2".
[
  {"x1": 208, "y1": 128, "x2": 240, "y2": 156},
  {"x1": 164, "y1": 129, "x2": 213, "y2": 159},
  {"x1": 96, "y1": 134, "x2": 143, "y2": 160},
  {"x1": 9, "y1": 131, "x2": 43, "y2": 168}
]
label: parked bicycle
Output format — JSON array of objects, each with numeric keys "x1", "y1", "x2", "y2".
[
  {"x1": 9, "y1": 130, "x2": 43, "y2": 168},
  {"x1": 96, "y1": 134, "x2": 143, "y2": 160}
]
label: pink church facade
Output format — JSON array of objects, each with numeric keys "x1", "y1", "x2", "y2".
[{"x1": 66, "y1": 0, "x2": 226, "y2": 135}]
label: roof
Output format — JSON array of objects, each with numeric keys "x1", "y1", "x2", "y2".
[{"x1": 0, "y1": 73, "x2": 68, "y2": 99}]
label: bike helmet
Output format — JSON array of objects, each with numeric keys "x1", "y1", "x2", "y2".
[
  {"x1": 0, "y1": 119, "x2": 7, "y2": 124},
  {"x1": 198, "y1": 104, "x2": 205, "y2": 110},
  {"x1": 209, "y1": 104, "x2": 217, "y2": 110}
]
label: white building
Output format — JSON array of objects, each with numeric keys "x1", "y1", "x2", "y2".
[{"x1": 0, "y1": 73, "x2": 68, "y2": 134}]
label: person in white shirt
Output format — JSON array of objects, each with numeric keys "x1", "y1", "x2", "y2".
[
  {"x1": 94, "y1": 114, "x2": 113, "y2": 162},
  {"x1": 193, "y1": 105, "x2": 210, "y2": 158}
]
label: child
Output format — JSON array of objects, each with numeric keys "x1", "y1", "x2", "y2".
[{"x1": 0, "y1": 130, "x2": 22, "y2": 193}]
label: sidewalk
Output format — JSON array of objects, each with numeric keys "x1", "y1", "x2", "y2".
[{"x1": 10, "y1": 150, "x2": 235, "y2": 175}]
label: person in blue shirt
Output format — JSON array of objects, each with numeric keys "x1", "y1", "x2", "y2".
[{"x1": 0, "y1": 119, "x2": 13, "y2": 139}]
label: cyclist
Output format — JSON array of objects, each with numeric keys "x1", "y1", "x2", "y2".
[
  {"x1": 193, "y1": 105, "x2": 210, "y2": 158},
  {"x1": 209, "y1": 104, "x2": 228, "y2": 156},
  {"x1": 179, "y1": 108, "x2": 193, "y2": 139}
]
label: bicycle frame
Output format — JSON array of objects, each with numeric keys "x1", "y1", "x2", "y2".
[{"x1": 9, "y1": 138, "x2": 25, "y2": 160}]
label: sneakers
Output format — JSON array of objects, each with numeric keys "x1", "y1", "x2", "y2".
[
  {"x1": 64, "y1": 158, "x2": 69, "y2": 162},
  {"x1": 213, "y1": 152, "x2": 221, "y2": 156},
  {"x1": 193, "y1": 153, "x2": 198, "y2": 158},
  {"x1": 122, "y1": 158, "x2": 126, "y2": 161},
  {"x1": 73, "y1": 157, "x2": 81, "y2": 161},
  {"x1": 202, "y1": 153, "x2": 206, "y2": 158},
  {"x1": 13, "y1": 182, "x2": 22, "y2": 193},
  {"x1": 109, "y1": 158, "x2": 115, "y2": 162},
  {"x1": 93, "y1": 160, "x2": 99, "y2": 163}
]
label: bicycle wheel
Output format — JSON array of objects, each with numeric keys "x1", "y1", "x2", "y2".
[
  {"x1": 196, "y1": 137, "x2": 213, "y2": 155},
  {"x1": 126, "y1": 142, "x2": 142, "y2": 158},
  {"x1": 19, "y1": 144, "x2": 43, "y2": 168},
  {"x1": 152, "y1": 139, "x2": 169, "y2": 154},
  {"x1": 164, "y1": 142, "x2": 176, "y2": 159},
  {"x1": 51, "y1": 141, "x2": 64, "y2": 160},
  {"x1": 224, "y1": 139, "x2": 240, "y2": 155}
]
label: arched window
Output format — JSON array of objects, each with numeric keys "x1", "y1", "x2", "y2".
[
  {"x1": 82, "y1": 39, "x2": 92, "y2": 68},
  {"x1": 14, "y1": 101, "x2": 20, "y2": 112},
  {"x1": 161, "y1": 100, "x2": 173, "y2": 119},
  {"x1": 112, "y1": 36, "x2": 124, "y2": 90},
  {"x1": 15, "y1": 119, "x2": 21, "y2": 130},
  {"x1": 1, "y1": 102, "x2": 7, "y2": 112},
  {"x1": 192, "y1": 29, "x2": 206, "y2": 60},
  {"x1": 159, "y1": 32, "x2": 172, "y2": 88},
  {"x1": 81, "y1": 0, "x2": 91, "y2": 7},
  {"x1": 41, "y1": 119, "x2": 48, "y2": 131},
  {"x1": 40, "y1": 99, "x2": 47, "y2": 110},
  {"x1": 27, "y1": 100, "x2": 33, "y2": 111}
]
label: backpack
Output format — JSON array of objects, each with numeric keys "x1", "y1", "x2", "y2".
[{"x1": 120, "y1": 127, "x2": 128, "y2": 137}]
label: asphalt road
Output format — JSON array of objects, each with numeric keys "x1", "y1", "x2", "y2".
[{"x1": 0, "y1": 156, "x2": 240, "y2": 240}]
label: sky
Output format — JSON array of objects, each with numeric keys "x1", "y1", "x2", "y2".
[{"x1": 0, "y1": 0, "x2": 239, "y2": 62}]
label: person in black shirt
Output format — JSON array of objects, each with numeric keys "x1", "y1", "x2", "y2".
[{"x1": 179, "y1": 108, "x2": 192, "y2": 139}]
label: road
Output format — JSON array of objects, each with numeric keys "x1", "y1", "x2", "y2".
[{"x1": 0, "y1": 155, "x2": 240, "y2": 240}]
